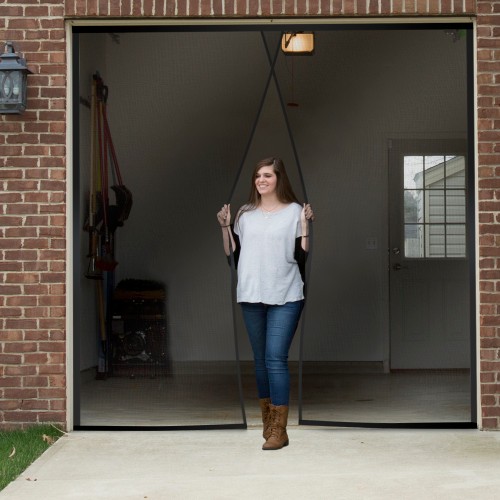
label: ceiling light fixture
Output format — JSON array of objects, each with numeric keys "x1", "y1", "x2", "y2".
[{"x1": 281, "y1": 32, "x2": 315, "y2": 55}]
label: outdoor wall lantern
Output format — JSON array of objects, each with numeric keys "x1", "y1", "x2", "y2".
[
  {"x1": 0, "y1": 41, "x2": 32, "y2": 114},
  {"x1": 281, "y1": 32, "x2": 315, "y2": 55}
]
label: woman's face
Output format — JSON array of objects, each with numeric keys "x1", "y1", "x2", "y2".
[{"x1": 255, "y1": 165, "x2": 278, "y2": 197}]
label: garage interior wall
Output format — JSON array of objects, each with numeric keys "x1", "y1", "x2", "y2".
[{"x1": 77, "y1": 29, "x2": 468, "y2": 423}]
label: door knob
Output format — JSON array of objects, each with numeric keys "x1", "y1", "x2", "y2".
[{"x1": 393, "y1": 263, "x2": 408, "y2": 271}]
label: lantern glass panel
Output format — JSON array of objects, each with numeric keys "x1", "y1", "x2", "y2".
[
  {"x1": 2, "y1": 72, "x2": 12, "y2": 99},
  {"x1": 0, "y1": 70, "x2": 26, "y2": 112},
  {"x1": 5, "y1": 72, "x2": 21, "y2": 101}
]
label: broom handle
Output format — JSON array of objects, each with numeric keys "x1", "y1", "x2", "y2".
[{"x1": 89, "y1": 76, "x2": 97, "y2": 227}]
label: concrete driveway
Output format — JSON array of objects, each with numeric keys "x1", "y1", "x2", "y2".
[{"x1": 2, "y1": 427, "x2": 500, "y2": 499}]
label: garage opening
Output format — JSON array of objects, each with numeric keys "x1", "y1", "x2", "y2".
[{"x1": 72, "y1": 24, "x2": 475, "y2": 429}]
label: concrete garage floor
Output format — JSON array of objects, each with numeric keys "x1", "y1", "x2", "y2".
[
  {"x1": 2, "y1": 428, "x2": 500, "y2": 499},
  {"x1": 79, "y1": 371, "x2": 471, "y2": 427}
]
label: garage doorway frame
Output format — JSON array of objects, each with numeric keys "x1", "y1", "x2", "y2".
[{"x1": 68, "y1": 19, "x2": 477, "y2": 431}]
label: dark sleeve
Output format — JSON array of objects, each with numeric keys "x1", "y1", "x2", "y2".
[
  {"x1": 294, "y1": 237, "x2": 308, "y2": 284},
  {"x1": 226, "y1": 226, "x2": 241, "y2": 269}
]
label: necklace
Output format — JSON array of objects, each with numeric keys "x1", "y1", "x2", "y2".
[{"x1": 260, "y1": 203, "x2": 281, "y2": 219}]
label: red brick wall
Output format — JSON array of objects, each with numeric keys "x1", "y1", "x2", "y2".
[
  {"x1": 477, "y1": 0, "x2": 500, "y2": 430},
  {"x1": 2, "y1": 0, "x2": 500, "y2": 430},
  {"x1": 62, "y1": 0, "x2": 476, "y2": 16},
  {"x1": 0, "y1": 3, "x2": 67, "y2": 429}
]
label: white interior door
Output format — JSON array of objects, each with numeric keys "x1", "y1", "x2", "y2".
[{"x1": 389, "y1": 139, "x2": 470, "y2": 369}]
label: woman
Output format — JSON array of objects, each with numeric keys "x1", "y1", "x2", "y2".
[{"x1": 217, "y1": 157, "x2": 314, "y2": 451}]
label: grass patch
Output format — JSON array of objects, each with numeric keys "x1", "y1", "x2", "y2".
[{"x1": 0, "y1": 425, "x2": 63, "y2": 491}]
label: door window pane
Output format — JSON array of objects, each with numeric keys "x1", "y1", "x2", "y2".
[
  {"x1": 404, "y1": 156, "x2": 423, "y2": 189},
  {"x1": 446, "y1": 190, "x2": 466, "y2": 223},
  {"x1": 403, "y1": 155, "x2": 466, "y2": 258},
  {"x1": 446, "y1": 225, "x2": 466, "y2": 257},
  {"x1": 425, "y1": 156, "x2": 446, "y2": 189},
  {"x1": 425, "y1": 190, "x2": 445, "y2": 223},
  {"x1": 405, "y1": 224, "x2": 424, "y2": 258},
  {"x1": 427, "y1": 224, "x2": 446, "y2": 257},
  {"x1": 404, "y1": 190, "x2": 422, "y2": 223},
  {"x1": 445, "y1": 156, "x2": 465, "y2": 188}
]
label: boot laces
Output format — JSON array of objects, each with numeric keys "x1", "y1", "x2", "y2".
[{"x1": 268, "y1": 409, "x2": 281, "y2": 439}]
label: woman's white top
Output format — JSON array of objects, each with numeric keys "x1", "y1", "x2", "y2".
[{"x1": 234, "y1": 202, "x2": 304, "y2": 305}]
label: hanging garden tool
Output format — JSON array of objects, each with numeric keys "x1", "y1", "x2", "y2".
[
  {"x1": 84, "y1": 74, "x2": 102, "y2": 280},
  {"x1": 83, "y1": 72, "x2": 133, "y2": 378},
  {"x1": 84, "y1": 72, "x2": 133, "y2": 278}
]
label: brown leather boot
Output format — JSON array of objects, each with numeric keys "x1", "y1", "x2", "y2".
[
  {"x1": 262, "y1": 404, "x2": 289, "y2": 450},
  {"x1": 259, "y1": 398, "x2": 272, "y2": 440}
]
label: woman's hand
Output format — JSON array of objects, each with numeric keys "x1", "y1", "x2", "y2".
[
  {"x1": 217, "y1": 204, "x2": 231, "y2": 227},
  {"x1": 300, "y1": 203, "x2": 314, "y2": 252},
  {"x1": 217, "y1": 204, "x2": 235, "y2": 256},
  {"x1": 301, "y1": 203, "x2": 315, "y2": 225}
]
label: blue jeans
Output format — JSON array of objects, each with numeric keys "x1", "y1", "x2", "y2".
[{"x1": 240, "y1": 300, "x2": 304, "y2": 406}]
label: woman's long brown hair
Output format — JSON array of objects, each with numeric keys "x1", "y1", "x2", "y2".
[{"x1": 235, "y1": 157, "x2": 300, "y2": 226}]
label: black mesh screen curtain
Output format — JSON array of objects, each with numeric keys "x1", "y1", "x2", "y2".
[{"x1": 74, "y1": 27, "x2": 474, "y2": 429}]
